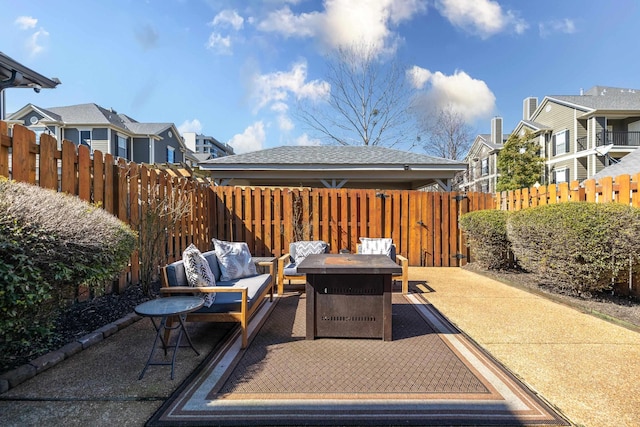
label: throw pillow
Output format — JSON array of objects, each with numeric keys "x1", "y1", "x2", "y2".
[
  {"x1": 182, "y1": 244, "x2": 216, "y2": 307},
  {"x1": 360, "y1": 237, "x2": 393, "y2": 257},
  {"x1": 212, "y1": 238, "x2": 258, "y2": 281},
  {"x1": 292, "y1": 240, "x2": 328, "y2": 265}
]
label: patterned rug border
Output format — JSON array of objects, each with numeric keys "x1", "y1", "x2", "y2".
[{"x1": 147, "y1": 293, "x2": 570, "y2": 427}]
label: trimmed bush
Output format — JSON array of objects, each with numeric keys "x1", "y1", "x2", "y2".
[
  {"x1": 0, "y1": 178, "x2": 137, "y2": 366},
  {"x1": 506, "y1": 202, "x2": 640, "y2": 295},
  {"x1": 459, "y1": 209, "x2": 512, "y2": 269}
]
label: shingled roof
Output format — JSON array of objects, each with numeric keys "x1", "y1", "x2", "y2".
[
  {"x1": 199, "y1": 145, "x2": 465, "y2": 190},
  {"x1": 548, "y1": 86, "x2": 640, "y2": 112}
]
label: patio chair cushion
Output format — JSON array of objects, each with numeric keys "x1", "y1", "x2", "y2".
[
  {"x1": 182, "y1": 244, "x2": 216, "y2": 307},
  {"x1": 213, "y1": 238, "x2": 258, "y2": 281},
  {"x1": 283, "y1": 262, "x2": 304, "y2": 276},
  {"x1": 291, "y1": 240, "x2": 328, "y2": 265},
  {"x1": 360, "y1": 237, "x2": 393, "y2": 258}
]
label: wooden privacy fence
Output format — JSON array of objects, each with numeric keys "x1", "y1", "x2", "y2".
[
  {"x1": 209, "y1": 187, "x2": 495, "y2": 267},
  {"x1": 0, "y1": 122, "x2": 212, "y2": 294},
  {"x1": 496, "y1": 174, "x2": 640, "y2": 210},
  {"x1": 1, "y1": 121, "x2": 495, "y2": 298}
]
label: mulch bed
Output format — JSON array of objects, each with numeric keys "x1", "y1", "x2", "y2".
[{"x1": 1, "y1": 283, "x2": 156, "y2": 373}]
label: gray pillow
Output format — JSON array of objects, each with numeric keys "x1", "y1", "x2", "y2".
[
  {"x1": 291, "y1": 240, "x2": 328, "y2": 265},
  {"x1": 182, "y1": 244, "x2": 216, "y2": 307},
  {"x1": 212, "y1": 238, "x2": 258, "y2": 281}
]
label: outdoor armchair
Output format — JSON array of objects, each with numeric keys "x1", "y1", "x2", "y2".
[
  {"x1": 357, "y1": 238, "x2": 409, "y2": 294},
  {"x1": 277, "y1": 240, "x2": 329, "y2": 294}
]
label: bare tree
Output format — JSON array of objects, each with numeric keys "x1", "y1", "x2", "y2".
[
  {"x1": 297, "y1": 43, "x2": 417, "y2": 148},
  {"x1": 417, "y1": 105, "x2": 474, "y2": 161}
]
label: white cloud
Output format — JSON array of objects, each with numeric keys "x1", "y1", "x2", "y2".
[
  {"x1": 412, "y1": 67, "x2": 495, "y2": 123},
  {"x1": 277, "y1": 114, "x2": 294, "y2": 132},
  {"x1": 178, "y1": 119, "x2": 203, "y2": 134},
  {"x1": 257, "y1": 0, "x2": 427, "y2": 56},
  {"x1": 295, "y1": 133, "x2": 321, "y2": 146},
  {"x1": 26, "y1": 28, "x2": 49, "y2": 57},
  {"x1": 229, "y1": 121, "x2": 266, "y2": 153},
  {"x1": 206, "y1": 32, "x2": 232, "y2": 54},
  {"x1": 407, "y1": 65, "x2": 432, "y2": 89},
  {"x1": 211, "y1": 9, "x2": 244, "y2": 30},
  {"x1": 15, "y1": 16, "x2": 37, "y2": 30},
  {"x1": 539, "y1": 18, "x2": 577, "y2": 38},
  {"x1": 257, "y1": 6, "x2": 320, "y2": 38},
  {"x1": 435, "y1": 0, "x2": 528, "y2": 39},
  {"x1": 251, "y1": 60, "x2": 330, "y2": 113}
]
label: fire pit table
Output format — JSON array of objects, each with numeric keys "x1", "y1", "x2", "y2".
[{"x1": 297, "y1": 253, "x2": 402, "y2": 341}]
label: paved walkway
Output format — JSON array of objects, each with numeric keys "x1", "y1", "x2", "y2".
[
  {"x1": 416, "y1": 267, "x2": 640, "y2": 427},
  {"x1": 0, "y1": 267, "x2": 638, "y2": 426}
]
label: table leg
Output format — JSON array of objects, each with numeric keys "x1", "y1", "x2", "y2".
[
  {"x1": 138, "y1": 315, "x2": 200, "y2": 380},
  {"x1": 138, "y1": 316, "x2": 170, "y2": 380}
]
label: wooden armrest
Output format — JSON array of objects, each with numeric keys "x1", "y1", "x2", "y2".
[
  {"x1": 396, "y1": 254, "x2": 408, "y2": 264},
  {"x1": 278, "y1": 253, "x2": 291, "y2": 264}
]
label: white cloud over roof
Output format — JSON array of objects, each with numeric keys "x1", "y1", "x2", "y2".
[
  {"x1": 435, "y1": 0, "x2": 528, "y2": 39},
  {"x1": 229, "y1": 121, "x2": 266, "y2": 154},
  {"x1": 15, "y1": 16, "x2": 37, "y2": 30},
  {"x1": 411, "y1": 66, "x2": 496, "y2": 123},
  {"x1": 256, "y1": 0, "x2": 427, "y2": 57},
  {"x1": 251, "y1": 60, "x2": 330, "y2": 113}
]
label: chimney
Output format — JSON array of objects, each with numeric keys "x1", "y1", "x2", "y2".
[
  {"x1": 491, "y1": 117, "x2": 503, "y2": 145},
  {"x1": 523, "y1": 97, "x2": 538, "y2": 120}
]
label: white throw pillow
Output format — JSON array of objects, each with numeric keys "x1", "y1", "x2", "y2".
[
  {"x1": 360, "y1": 237, "x2": 393, "y2": 257},
  {"x1": 212, "y1": 238, "x2": 258, "y2": 281},
  {"x1": 182, "y1": 244, "x2": 216, "y2": 307}
]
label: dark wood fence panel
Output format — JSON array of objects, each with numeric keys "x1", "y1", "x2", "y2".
[
  {"x1": 208, "y1": 186, "x2": 495, "y2": 266},
  {"x1": 1, "y1": 122, "x2": 500, "y2": 301}
]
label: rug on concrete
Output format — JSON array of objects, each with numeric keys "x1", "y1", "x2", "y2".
[{"x1": 147, "y1": 292, "x2": 570, "y2": 426}]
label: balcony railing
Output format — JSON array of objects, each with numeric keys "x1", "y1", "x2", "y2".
[
  {"x1": 596, "y1": 131, "x2": 640, "y2": 147},
  {"x1": 576, "y1": 136, "x2": 587, "y2": 151}
]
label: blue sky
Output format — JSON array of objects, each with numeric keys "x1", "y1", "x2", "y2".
[{"x1": 2, "y1": 0, "x2": 640, "y2": 154}]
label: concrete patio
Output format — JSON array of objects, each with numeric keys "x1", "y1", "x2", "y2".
[{"x1": 1, "y1": 267, "x2": 638, "y2": 427}]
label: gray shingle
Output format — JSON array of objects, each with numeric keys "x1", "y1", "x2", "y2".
[{"x1": 200, "y1": 145, "x2": 464, "y2": 166}]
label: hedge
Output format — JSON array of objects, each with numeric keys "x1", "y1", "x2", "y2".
[
  {"x1": 506, "y1": 202, "x2": 640, "y2": 295},
  {"x1": 0, "y1": 178, "x2": 137, "y2": 369},
  {"x1": 459, "y1": 209, "x2": 512, "y2": 270}
]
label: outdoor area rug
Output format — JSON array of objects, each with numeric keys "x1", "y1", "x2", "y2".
[{"x1": 147, "y1": 292, "x2": 570, "y2": 426}]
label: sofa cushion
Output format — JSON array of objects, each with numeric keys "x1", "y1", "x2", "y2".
[
  {"x1": 182, "y1": 244, "x2": 216, "y2": 307},
  {"x1": 213, "y1": 238, "x2": 258, "y2": 281},
  {"x1": 193, "y1": 273, "x2": 272, "y2": 314}
]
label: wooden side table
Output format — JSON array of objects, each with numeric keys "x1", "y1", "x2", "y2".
[{"x1": 134, "y1": 296, "x2": 204, "y2": 380}]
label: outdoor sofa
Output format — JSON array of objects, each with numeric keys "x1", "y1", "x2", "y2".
[{"x1": 160, "y1": 250, "x2": 274, "y2": 348}]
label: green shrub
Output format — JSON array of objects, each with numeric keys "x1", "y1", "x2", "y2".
[
  {"x1": 0, "y1": 178, "x2": 137, "y2": 301},
  {"x1": 0, "y1": 178, "x2": 137, "y2": 366},
  {"x1": 506, "y1": 202, "x2": 640, "y2": 295},
  {"x1": 459, "y1": 210, "x2": 512, "y2": 270}
]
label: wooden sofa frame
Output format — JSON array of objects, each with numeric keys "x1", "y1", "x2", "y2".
[{"x1": 160, "y1": 257, "x2": 275, "y2": 349}]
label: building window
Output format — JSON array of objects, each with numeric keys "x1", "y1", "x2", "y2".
[
  {"x1": 80, "y1": 130, "x2": 91, "y2": 149},
  {"x1": 481, "y1": 158, "x2": 489, "y2": 176},
  {"x1": 167, "y1": 146, "x2": 175, "y2": 163},
  {"x1": 555, "y1": 168, "x2": 569, "y2": 183},
  {"x1": 117, "y1": 135, "x2": 127, "y2": 158},
  {"x1": 553, "y1": 130, "x2": 570, "y2": 156}
]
